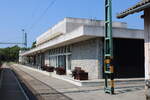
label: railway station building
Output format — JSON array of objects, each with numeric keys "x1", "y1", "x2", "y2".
[{"x1": 19, "y1": 17, "x2": 144, "y2": 79}]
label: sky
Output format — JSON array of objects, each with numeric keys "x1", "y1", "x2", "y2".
[{"x1": 0, "y1": 0, "x2": 143, "y2": 48}]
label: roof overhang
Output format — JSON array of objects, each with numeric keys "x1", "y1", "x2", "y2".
[
  {"x1": 117, "y1": 0, "x2": 150, "y2": 18},
  {"x1": 21, "y1": 25, "x2": 144, "y2": 56}
]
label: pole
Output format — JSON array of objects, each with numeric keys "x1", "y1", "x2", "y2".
[
  {"x1": 22, "y1": 29, "x2": 27, "y2": 48},
  {"x1": 104, "y1": 0, "x2": 114, "y2": 94}
]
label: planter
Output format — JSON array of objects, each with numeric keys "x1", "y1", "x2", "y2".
[
  {"x1": 55, "y1": 67, "x2": 66, "y2": 75},
  {"x1": 46, "y1": 66, "x2": 55, "y2": 72},
  {"x1": 77, "y1": 72, "x2": 88, "y2": 80},
  {"x1": 72, "y1": 67, "x2": 81, "y2": 78},
  {"x1": 41, "y1": 65, "x2": 47, "y2": 71},
  {"x1": 72, "y1": 67, "x2": 88, "y2": 80}
]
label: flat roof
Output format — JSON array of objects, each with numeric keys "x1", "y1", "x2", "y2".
[
  {"x1": 117, "y1": 0, "x2": 150, "y2": 18},
  {"x1": 21, "y1": 25, "x2": 144, "y2": 56},
  {"x1": 36, "y1": 17, "x2": 128, "y2": 46}
]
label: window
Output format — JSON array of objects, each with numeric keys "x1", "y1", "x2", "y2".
[{"x1": 68, "y1": 55, "x2": 71, "y2": 70}]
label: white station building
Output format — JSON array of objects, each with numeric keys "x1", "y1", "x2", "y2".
[{"x1": 19, "y1": 17, "x2": 144, "y2": 79}]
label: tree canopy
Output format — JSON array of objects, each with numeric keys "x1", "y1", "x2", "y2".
[
  {"x1": 0, "y1": 41, "x2": 36, "y2": 63},
  {"x1": 0, "y1": 45, "x2": 21, "y2": 62},
  {"x1": 31, "y1": 41, "x2": 36, "y2": 48}
]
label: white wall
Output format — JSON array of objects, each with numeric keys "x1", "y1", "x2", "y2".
[{"x1": 144, "y1": 8, "x2": 150, "y2": 80}]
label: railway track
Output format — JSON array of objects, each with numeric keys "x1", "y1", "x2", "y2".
[{"x1": 0, "y1": 64, "x2": 36, "y2": 100}]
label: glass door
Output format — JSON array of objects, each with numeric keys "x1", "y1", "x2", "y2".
[{"x1": 58, "y1": 55, "x2": 66, "y2": 68}]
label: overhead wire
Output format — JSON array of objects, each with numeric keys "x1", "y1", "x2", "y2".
[
  {"x1": 28, "y1": 0, "x2": 57, "y2": 32},
  {"x1": 23, "y1": 1, "x2": 42, "y2": 29}
]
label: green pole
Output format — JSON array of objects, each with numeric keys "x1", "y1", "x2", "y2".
[{"x1": 104, "y1": 0, "x2": 114, "y2": 94}]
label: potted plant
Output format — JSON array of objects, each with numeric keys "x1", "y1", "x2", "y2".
[
  {"x1": 46, "y1": 66, "x2": 55, "y2": 72},
  {"x1": 55, "y1": 67, "x2": 66, "y2": 75},
  {"x1": 41, "y1": 65, "x2": 47, "y2": 71},
  {"x1": 72, "y1": 67, "x2": 88, "y2": 80}
]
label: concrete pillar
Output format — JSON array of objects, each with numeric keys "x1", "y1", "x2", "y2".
[
  {"x1": 97, "y1": 38, "x2": 103, "y2": 79},
  {"x1": 144, "y1": 8, "x2": 150, "y2": 100},
  {"x1": 65, "y1": 55, "x2": 72, "y2": 75},
  {"x1": 33, "y1": 55, "x2": 36, "y2": 66},
  {"x1": 66, "y1": 55, "x2": 69, "y2": 74}
]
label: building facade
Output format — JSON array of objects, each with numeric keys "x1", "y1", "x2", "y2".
[{"x1": 19, "y1": 17, "x2": 144, "y2": 80}]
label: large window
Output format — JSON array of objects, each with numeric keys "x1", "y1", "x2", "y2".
[
  {"x1": 58, "y1": 55, "x2": 66, "y2": 68},
  {"x1": 49, "y1": 56, "x2": 57, "y2": 67},
  {"x1": 67, "y1": 55, "x2": 71, "y2": 70},
  {"x1": 49, "y1": 45, "x2": 72, "y2": 69}
]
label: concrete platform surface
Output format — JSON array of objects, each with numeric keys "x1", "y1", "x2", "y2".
[
  {"x1": 11, "y1": 64, "x2": 146, "y2": 100},
  {"x1": 14, "y1": 64, "x2": 145, "y2": 87}
]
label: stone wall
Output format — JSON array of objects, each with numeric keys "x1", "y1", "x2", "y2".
[{"x1": 71, "y1": 38, "x2": 103, "y2": 79}]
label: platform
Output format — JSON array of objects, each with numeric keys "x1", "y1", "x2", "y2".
[
  {"x1": 13, "y1": 64, "x2": 144, "y2": 87},
  {"x1": 11, "y1": 63, "x2": 146, "y2": 100}
]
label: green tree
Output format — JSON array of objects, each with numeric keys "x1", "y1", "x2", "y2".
[
  {"x1": 31, "y1": 41, "x2": 36, "y2": 48},
  {"x1": 0, "y1": 45, "x2": 21, "y2": 62}
]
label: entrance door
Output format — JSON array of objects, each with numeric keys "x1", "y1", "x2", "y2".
[
  {"x1": 58, "y1": 55, "x2": 66, "y2": 68},
  {"x1": 57, "y1": 55, "x2": 71, "y2": 74},
  {"x1": 41, "y1": 53, "x2": 45, "y2": 67},
  {"x1": 66, "y1": 55, "x2": 71, "y2": 74}
]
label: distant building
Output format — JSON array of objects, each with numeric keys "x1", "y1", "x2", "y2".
[
  {"x1": 19, "y1": 17, "x2": 144, "y2": 79},
  {"x1": 117, "y1": 0, "x2": 150, "y2": 99}
]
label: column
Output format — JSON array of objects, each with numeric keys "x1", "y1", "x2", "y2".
[{"x1": 144, "y1": 8, "x2": 150, "y2": 100}]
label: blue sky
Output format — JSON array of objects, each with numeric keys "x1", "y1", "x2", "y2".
[{"x1": 0, "y1": 0, "x2": 143, "y2": 48}]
